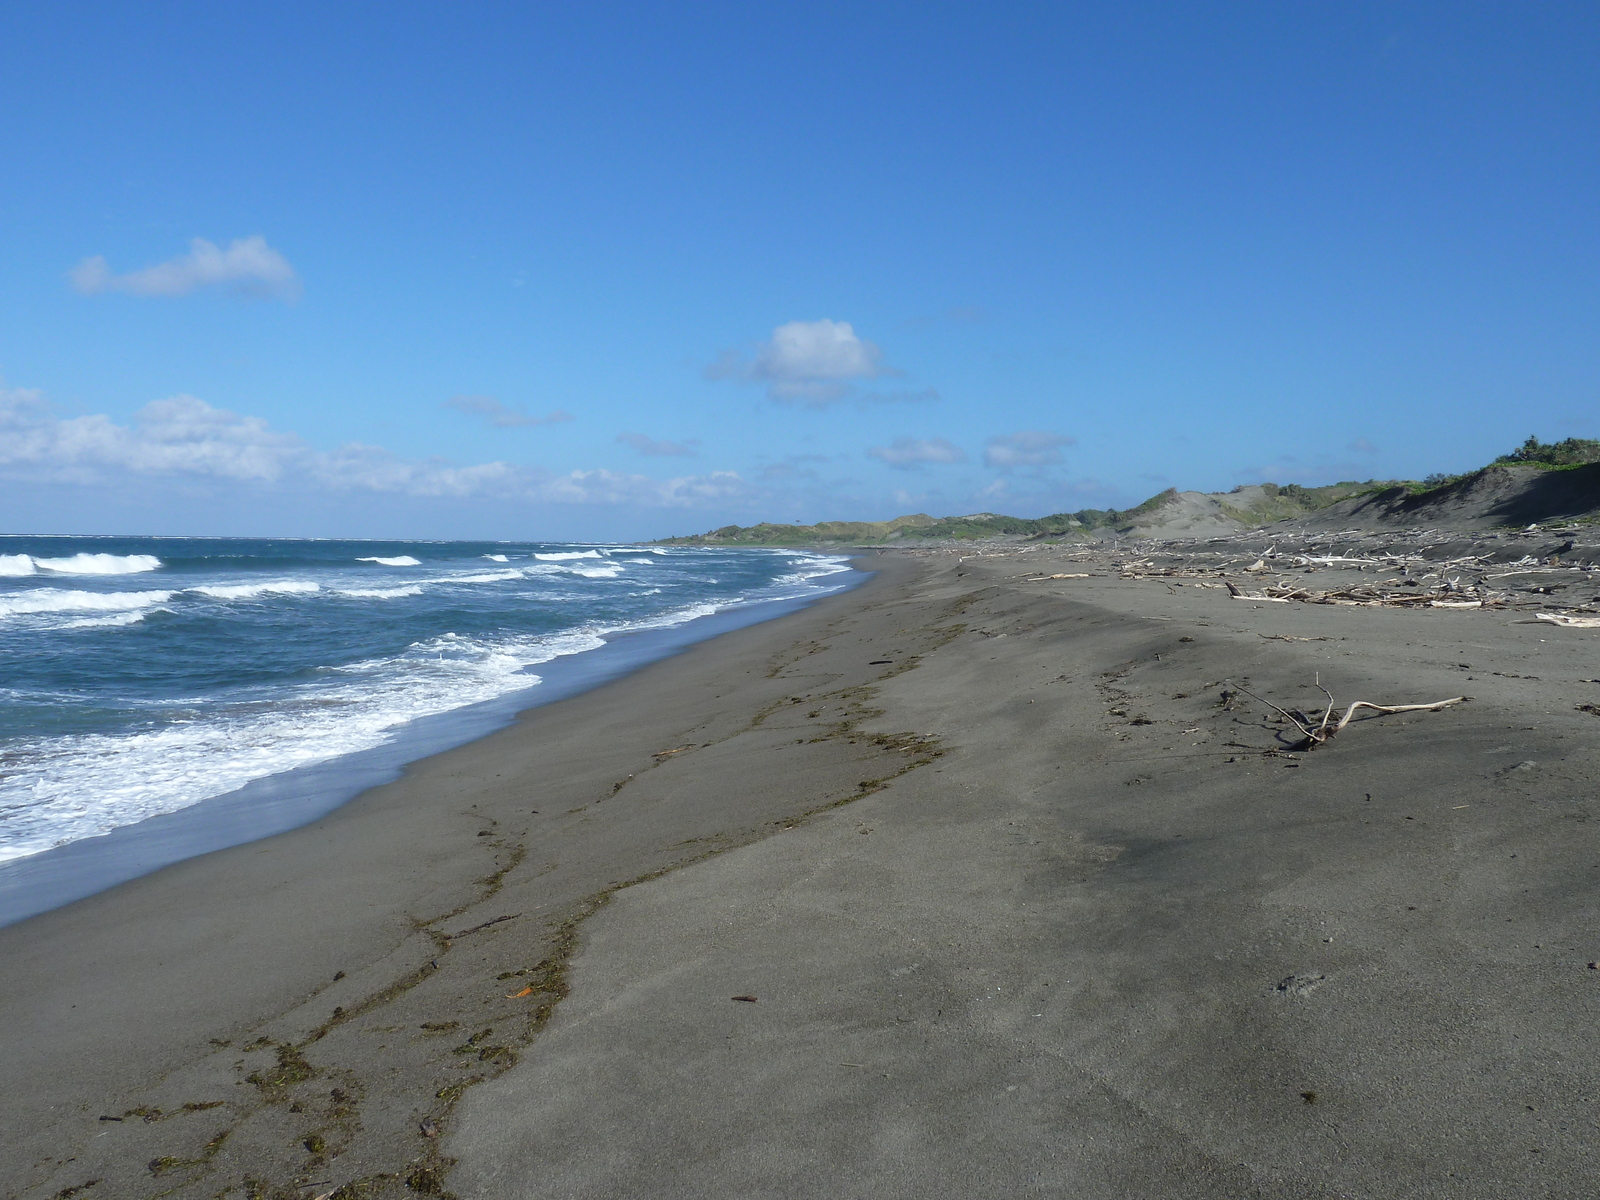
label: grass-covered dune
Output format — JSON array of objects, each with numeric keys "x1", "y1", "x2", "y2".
[{"x1": 656, "y1": 438, "x2": 1600, "y2": 546}]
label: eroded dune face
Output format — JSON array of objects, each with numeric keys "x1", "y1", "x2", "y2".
[{"x1": 1296, "y1": 462, "x2": 1600, "y2": 531}]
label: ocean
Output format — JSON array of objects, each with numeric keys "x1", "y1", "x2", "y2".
[{"x1": 0, "y1": 536, "x2": 854, "y2": 887}]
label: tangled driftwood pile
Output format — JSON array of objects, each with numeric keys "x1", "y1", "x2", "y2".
[
  {"x1": 907, "y1": 521, "x2": 1600, "y2": 621},
  {"x1": 1222, "y1": 579, "x2": 1492, "y2": 608},
  {"x1": 1100, "y1": 528, "x2": 1600, "y2": 616}
]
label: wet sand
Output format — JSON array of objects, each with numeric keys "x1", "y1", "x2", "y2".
[{"x1": 5, "y1": 547, "x2": 1600, "y2": 1199}]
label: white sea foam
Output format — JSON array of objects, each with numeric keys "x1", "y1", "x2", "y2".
[
  {"x1": 0, "y1": 541, "x2": 860, "y2": 865},
  {"x1": 336, "y1": 585, "x2": 424, "y2": 599},
  {"x1": 59, "y1": 610, "x2": 149, "y2": 630},
  {"x1": 623, "y1": 599, "x2": 721, "y2": 630},
  {"x1": 449, "y1": 570, "x2": 524, "y2": 584},
  {"x1": 0, "y1": 555, "x2": 37, "y2": 576},
  {"x1": 0, "y1": 626, "x2": 607, "y2": 862},
  {"x1": 191, "y1": 580, "x2": 321, "y2": 600},
  {"x1": 772, "y1": 555, "x2": 854, "y2": 589},
  {"x1": 33, "y1": 553, "x2": 162, "y2": 575},
  {"x1": 483, "y1": 554, "x2": 511, "y2": 562},
  {"x1": 0, "y1": 589, "x2": 174, "y2": 618},
  {"x1": 357, "y1": 555, "x2": 422, "y2": 566}
]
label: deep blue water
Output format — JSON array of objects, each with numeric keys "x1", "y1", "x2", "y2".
[{"x1": 0, "y1": 536, "x2": 851, "y2": 865}]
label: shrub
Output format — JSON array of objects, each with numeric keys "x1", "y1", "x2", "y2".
[{"x1": 1496, "y1": 436, "x2": 1600, "y2": 467}]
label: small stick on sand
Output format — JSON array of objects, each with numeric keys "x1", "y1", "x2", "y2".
[
  {"x1": 446, "y1": 913, "x2": 520, "y2": 938},
  {"x1": 1231, "y1": 684, "x2": 1321, "y2": 742},
  {"x1": 1312, "y1": 677, "x2": 1337, "y2": 742}
]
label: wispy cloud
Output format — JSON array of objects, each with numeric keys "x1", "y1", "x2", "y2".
[
  {"x1": 857, "y1": 387, "x2": 940, "y2": 405},
  {"x1": 0, "y1": 387, "x2": 748, "y2": 507},
  {"x1": 708, "y1": 319, "x2": 895, "y2": 405},
  {"x1": 1234, "y1": 453, "x2": 1371, "y2": 487},
  {"x1": 1349, "y1": 437, "x2": 1378, "y2": 454},
  {"x1": 867, "y1": 436, "x2": 966, "y2": 469},
  {"x1": 616, "y1": 432, "x2": 698, "y2": 457},
  {"x1": 445, "y1": 395, "x2": 574, "y2": 428},
  {"x1": 753, "y1": 453, "x2": 830, "y2": 482},
  {"x1": 70, "y1": 236, "x2": 301, "y2": 301},
  {"x1": 538, "y1": 468, "x2": 751, "y2": 506},
  {"x1": 984, "y1": 430, "x2": 1074, "y2": 469}
]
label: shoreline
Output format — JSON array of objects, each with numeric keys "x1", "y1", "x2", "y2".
[
  {"x1": 0, "y1": 552, "x2": 928, "y2": 1199},
  {"x1": 0, "y1": 565, "x2": 866, "y2": 927},
  {"x1": 6, "y1": 544, "x2": 1599, "y2": 1199}
]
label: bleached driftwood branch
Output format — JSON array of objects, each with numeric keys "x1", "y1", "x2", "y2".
[{"x1": 1231, "y1": 681, "x2": 1468, "y2": 749}]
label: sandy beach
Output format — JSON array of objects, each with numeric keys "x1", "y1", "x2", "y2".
[{"x1": 5, "y1": 546, "x2": 1599, "y2": 1199}]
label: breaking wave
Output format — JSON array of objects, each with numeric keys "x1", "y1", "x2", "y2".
[
  {"x1": 3, "y1": 553, "x2": 162, "y2": 575},
  {"x1": 0, "y1": 589, "x2": 174, "y2": 618},
  {"x1": 191, "y1": 581, "x2": 321, "y2": 600},
  {"x1": 0, "y1": 540, "x2": 857, "y2": 869}
]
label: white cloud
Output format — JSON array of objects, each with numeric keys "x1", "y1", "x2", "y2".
[
  {"x1": 0, "y1": 387, "x2": 750, "y2": 508},
  {"x1": 445, "y1": 395, "x2": 574, "y2": 428},
  {"x1": 70, "y1": 236, "x2": 302, "y2": 301},
  {"x1": 539, "y1": 468, "x2": 751, "y2": 506},
  {"x1": 0, "y1": 390, "x2": 305, "y2": 483},
  {"x1": 983, "y1": 430, "x2": 1075, "y2": 469},
  {"x1": 616, "y1": 432, "x2": 698, "y2": 457},
  {"x1": 708, "y1": 319, "x2": 893, "y2": 405},
  {"x1": 867, "y1": 436, "x2": 967, "y2": 469}
]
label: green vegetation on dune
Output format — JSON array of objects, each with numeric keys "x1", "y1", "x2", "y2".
[
  {"x1": 1496, "y1": 435, "x2": 1600, "y2": 468},
  {"x1": 1409, "y1": 436, "x2": 1600, "y2": 493},
  {"x1": 656, "y1": 490, "x2": 1251, "y2": 545},
  {"x1": 655, "y1": 512, "x2": 1087, "y2": 546},
  {"x1": 1217, "y1": 481, "x2": 1372, "y2": 523}
]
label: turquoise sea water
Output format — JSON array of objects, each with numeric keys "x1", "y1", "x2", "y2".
[{"x1": 0, "y1": 536, "x2": 852, "y2": 865}]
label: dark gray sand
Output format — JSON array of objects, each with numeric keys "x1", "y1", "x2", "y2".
[{"x1": 5, "y1": 546, "x2": 1600, "y2": 1199}]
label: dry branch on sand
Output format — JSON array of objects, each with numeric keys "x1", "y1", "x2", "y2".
[
  {"x1": 1222, "y1": 579, "x2": 1490, "y2": 610},
  {"x1": 1231, "y1": 681, "x2": 1468, "y2": 750},
  {"x1": 1224, "y1": 582, "x2": 1290, "y2": 603},
  {"x1": 1536, "y1": 612, "x2": 1600, "y2": 628}
]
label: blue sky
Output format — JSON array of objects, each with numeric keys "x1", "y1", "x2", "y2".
[{"x1": 2, "y1": 1, "x2": 1596, "y2": 539}]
